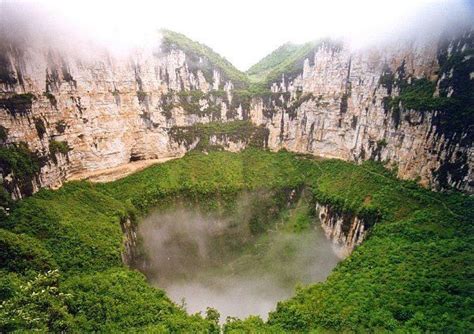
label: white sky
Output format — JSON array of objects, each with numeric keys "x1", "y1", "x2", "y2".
[{"x1": 3, "y1": 0, "x2": 474, "y2": 70}]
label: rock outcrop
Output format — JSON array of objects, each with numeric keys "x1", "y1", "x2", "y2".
[
  {"x1": 250, "y1": 30, "x2": 473, "y2": 192},
  {"x1": 0, "y1": 35, "x2": 246, "y2": 199},
  {"x1": 0, "y1": 29, "x2": 472, "y2": 201},
  {"x1": 315, "y1": 203, "x2": 368, "y2": 257}
]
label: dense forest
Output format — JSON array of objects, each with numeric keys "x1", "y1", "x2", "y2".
[{"x1": 1, "y1": 147, "x2": 472, "y2": 332}]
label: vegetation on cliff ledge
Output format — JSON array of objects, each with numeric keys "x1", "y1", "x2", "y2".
[
  {"x1": 49, "y1": 140, "x2": 71, "y2": 164},
  {"x1": 0, "y1": 149, "x2": 471, "y2": 332},
  {"x1": 247, "y1": 41, "x2": 316, "y2": 88},
  {"x1": 169, "y1": 120, "x2": 269, "y2": 151},
  {"x1": 0, "y1": 93, "x2": 35, "y2": 117},
  {"x1": 0, "y1": 143, "x2": 43, "y2": 206},
  {"x1": 161, "y1": 29, "x2": 248, "y2": 89}
]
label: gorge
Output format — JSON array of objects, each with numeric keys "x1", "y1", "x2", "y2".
[{"x1": 0, "y1": 14, "x2": 473, "y2": 333}]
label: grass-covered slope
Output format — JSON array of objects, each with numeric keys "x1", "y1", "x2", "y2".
[
  {"x1": 246, "y1": 41, "x2": 318, "y2": 88},
  {"x1": 267, "y1": 160, "x2": 473, "y2": 332},
  {"x1": 246, "y1": 43, "x2": 302, "y2": 82},
  {"x1": 160, "y1": 30, "x2": 329, "y2": 95},
  {"x1": 161, "y1": 29, "x2": 248, "y2": 88},
  {"x1": 0, "y1": 150, "x2": 472, "y2": 332}
]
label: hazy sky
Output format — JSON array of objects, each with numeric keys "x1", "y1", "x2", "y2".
[{"x1": 3, "y1": 0, "x2": 474, "y2": 70}]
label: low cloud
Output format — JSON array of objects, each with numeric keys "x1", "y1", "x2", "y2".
[
  {"x1": 1, "y1": 0, "x2": 472, "y2": 69},
  {"x1": 136, "y1": 196, "x2": 341, "y2": 321}
]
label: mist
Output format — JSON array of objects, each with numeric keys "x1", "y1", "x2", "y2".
[
  {"x1": 135, "y1": 193, "x2": 341, "y2": 321},
  {"x1": 1, "y1": 0, "x2": 473, "y2": 69}
]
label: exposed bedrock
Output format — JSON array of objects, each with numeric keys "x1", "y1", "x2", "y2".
[
  {"x1": 0, "y1": 29, "x2": 472, "y2": 200},
  {"x1": 315, "y1": 203, "x2": 368, "y2": 257},
  {"x1": 250, "y1": 29, "x2": 473, "y2": 193}
]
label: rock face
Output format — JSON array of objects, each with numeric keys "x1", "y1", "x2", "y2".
[
  {"x1": 315, "y1": 203, "x2": 368, "y2": 257},
  {"x1": 0, "y1": 39, "x2": 246, "y2": 198},
  {"x1": 0, "y1": 29, "x2": 472, "y2": 200},
  {"x1": 120, "y1": 217, "x2": 138, "y2": 266},
  {"x1": 250, "y1": 31, "x2": 473, "y2": 192}
]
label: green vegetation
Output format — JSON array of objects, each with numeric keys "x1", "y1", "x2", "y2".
[
  {"x1": 247, "y1": 41, "x2": 316, "y2": 90},
  {"x1": 49, "y1": 140, "x2": 71, "y2": 163},
  {"x1": 377, "y1": 34, "x2": 472, "y2": 189},
  {"x1": 0, "y1": 149, "x2": 471, "y2": 332},
  {"x1": 0, "y1": 31, "x2": 472, "y2": 332},
  {"x1": 169, "y1": 120, "x2": 269, "y2": 151},
  {"x1": 0, "y1": 93, "x2": 35, "y2": 117},
  {"x1": 0, "y1": 270, "x2": 73, "y2": 332},
  {"x1": 158, "y1": 31, "x2": 341, "y2": 107},
  {"x1": 246, "y1": 39, "x2": 342, "y2": 93},
  {"x1": 377, "y1": 138, "x2": 388, "y2": 147},
  {"x1": 34, "y1": 117, "x2": 46, "y2": 139},
  {"x1": 0, "y1": 125, "x2": 8, "y2": 142},
  {"x1": 0, "y1": 143, "x2": 41, "y2": 178},
  {"x1": 0, "y1": 229, "x2": 57, "y2": 275},
  {"x1": 388, "y1": 78, "x2": 451, "y2": 113},
  {"x1": 161, "y1": 30, "x2": 248, "y2": 88},
  {"x1": 175, "y1": 90, "x2": 222, "y2": 118},
  {"x1": 0, "y1": 143, "x2": 42, "y2": 200},
  {"x1": 63, "y1": 268, "x2": 214, "y2": 332},
  {"x1": 381, "y1": 32, "x2": 472, "y2": 138},
  {"x1": 246, "y1": 43, "x2": 302, "y2": 81},
  {"x1": 383, "y1": 78, "x2": 462, "y2": 129}
]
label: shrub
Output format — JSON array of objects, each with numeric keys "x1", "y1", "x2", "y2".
[
  {"x1": 34, "y1": 118, "x2": 46, "y2": 139},
  {"x1": 55, "y1": 120, "x2": 67, "y2": 134},
  {"x1": 49, "y1": 140, "x2": 71, "y2": 163},
  {"x1": 0, "y1": 270, "x2": 73, "y2": 332},
  {"x1": 0, "y1": 142, "x2": 41, "y2": 181},
  {"x1": 0, "y1": 229, "x2": 57, "y2": 274},
  {"x1": 0, "y1": 125, "x2": 8, "y2": 141},
  {"x1": 169, "y1": 121, "x2": 269, "y2": 150},
  {"x1": 0, "y1": 93, "x2": 35, "y2": 117}
]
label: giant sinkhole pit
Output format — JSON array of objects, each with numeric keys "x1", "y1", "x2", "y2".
[
  {"x1": 1, "y1": 15, "x2": 472, "y2": 330},
  {"x1": 2, "y1": 149, "x2": 472, "y2": 332},
  {"x1": 130, "y1": 189, "x2": 342, "y2": 320}
]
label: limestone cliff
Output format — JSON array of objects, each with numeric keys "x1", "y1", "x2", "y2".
[
  {"x1": 250, "y1": 29, "x2": 473, "y2": 192},
  {"x1": 0, "y1": 32, "x2": 248, "y2": 199},
  {"x1": 315, "y1": 202, "x2": 370, "y2": 257},
  {"x1": 0, "y1": 29, "x2": 472, "y2": 204}
]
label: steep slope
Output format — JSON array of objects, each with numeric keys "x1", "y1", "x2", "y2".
[
  {"x1": 0, "y1": 27, "x2": 472, "y2": 208},
  {"x1": 1, "y1": 150, "x2": 472, "y2": 332},
  {"x1": 249, "y1": 29, "x2": 473, "y2": 192},
  {"x1": 161, "y1": 29, "x2": 249, "y2": 88},
  {"x1": 0, "y1": 30, "x2": 258, "y2": 204},
  {"x1": 246, "y1": 42, "x2": 307, "y2": 82}
]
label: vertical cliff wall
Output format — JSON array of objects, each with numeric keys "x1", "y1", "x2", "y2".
[
  {"x1": 0, "y1": 33, "x2": 252, "y2": 200},
  {"x1": 315, "y1": 202, "x2": 370, "y2": 257},
  {"x1": 250, "y1": 29, "x2": 473, "y2": 192},
  {"x1": 0, "y1": 29, "x2": 472, "y2": 204}
]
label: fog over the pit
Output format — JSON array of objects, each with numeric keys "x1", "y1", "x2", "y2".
[
  {"x1": 137, "y1": 193, "x2": 342, "y2": 321},
  {"x1": 1, "y1": 0, "x2": 473, "y2": 68}
]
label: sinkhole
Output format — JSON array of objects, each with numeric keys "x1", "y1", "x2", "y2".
[{"x1": 129, "y1": 188, "x2": 342, "y2": 320}]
